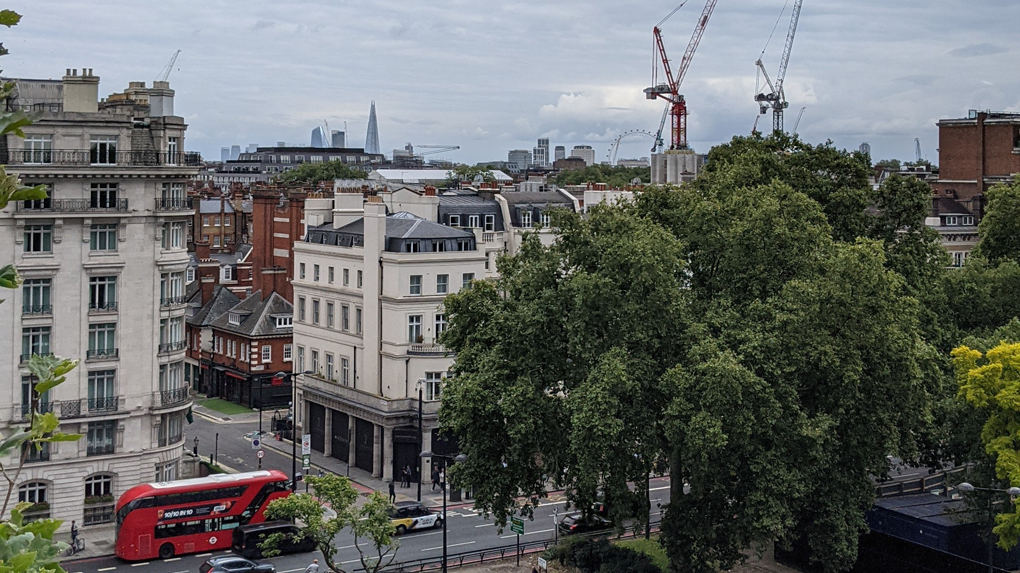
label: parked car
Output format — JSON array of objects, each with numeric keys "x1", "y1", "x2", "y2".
[
  {"x1": 232, "y1": 521, "x2": 316, "y2": 559},
  {"x1": 199, "y1": 556, "x2": 276, "y2": 573},
  {"x1": 389, "y1": 501, "x2": 444, "y2": 535},
  {"x1": 558, "y1": 513, "x2": 612, "y2": 536}
]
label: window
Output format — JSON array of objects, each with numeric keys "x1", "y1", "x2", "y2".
[
  {"x1": 462, "y1": 273, "x2": 474, "y2": 289},
  {"x1": 963, "y1": 215, "x2": 975, "y2": 225},
  {"x1": 484, "y1": 215, "x2": 495, "y2": 231},
  {"x1": 212, "y1": 236, "x2": 221, "y2": 248},
  {"x1": 313, "y1": 264, "x2": 320, "y2": 281},
  {"x1": 22, "y1": 326, "x2": 51, "y2": 360},
  {"x1": 433, "y1": 241, "x2": 446, "y2": 253},
  {"x1": 21, "y1": 375, "x2": 50, "y2": 416},
  {"x1": 328, "y1": 267, "x2": 335, "y2": 283},
  {"x1": 22, "y1": 278, "x2": 51, "y2": 314},
  {"x1": 284, "y1": 344, "x2": 293, "y2": 361},
  {"x1": 449, "y1": 215, "x2": 461, "y2": 227},
  {"x1": 311, "y1": 155, "x2": 323, "y2": 163},
  {"x1": 213, "y1": 216, "x2": 221, "y2": 227},
  {"x1": 228, "y1": 312, "x2": 241, "y2": 326},
  {"x1": 311, "y1": 350, "x2": 319, "y2": 374},
  {"x1": 325, "y1": 354, "x2": 334, "y2": 381},
  {"x1": 276, "y1": 316, "x2": 292, "y2": 328},
  {"x1": 437, "y1": 274, "x2": 448, "y2": 295},
  {"x1": 88, "y1": 371, "x2": 116, "y2": 412},
  {"x1": 87, "y1": 421, "x2": 117, "y2": 456},
  {"x1": 357, "y1": 270, "x2": 363, "y2": 288},
  {"x1": 89, "y1": 276, "x2": 117, "y2": 311},
  {"x1": 945, "y1": 216, "x2": 958, "y2": 226},
  {"x1": 90, "y1": 223, "x2": 117, "y2": 251},
  {"x1": 23, "y1": 183, "x2": 51, "y2": 210},
  {"x1": 23, "y1": 225, "x2": 52, "y2": 253},
  {"x1": 162, "y1": 221, "x2": 184, "y2": 249},
  {"x1": 341, "y1": 357, "x2": 350, "y2": 386},
  {"x1": 84, "y1": 474, "x2": 113, "y2": 499},
  {"x1": 202, "y1": 216, "x2": 209, "y2": 226},
  {"x1": 342, "y1": 305, "x2": 350, "y2": 331},
  {"x1": 410, "y1": 275, "x2": 422, "y2": 295},
  {"x1": 468, "y1": 215, "x2": 480, "y2": 228},
  {"x1": 298, "y1": 297, "x2": 306, "y2": 321},
  {"x1": 297, "y1": 346, "x2": 305, "y2": 372},
  {"x1": 356, "y1": 308, "x2": 363, "y2": 334},
  {"x1": 240, "y1": 343, "x2": 247, "y2": 362},
  {"x1": 520, "y1": 210, "x2": 532, "y2": 227},
  {"x1": 90, "y1": 136, "x2": 117, "y2": 164},
  {"x1": 281, "y1": 155, "x2": 291, "y2": 164},
  {"x1": 24, "y1": 135, "x2": 52, "y2": 164},
  {"x1": 90, "y1": 183, "x2": 118, "y2": 209},
  {"x1": 408, "y1": 315, "x2": 423, "y2": 343},
  {"x1": 262, "y1": 345, "x2": 271, "y2": 362},
  {"x1": 424, "y1": 372, "x2": 443, "y2": 401},
  {"x1": 18, "y1": 482, "x2": 47, "y2": 506},
  {"x1": 407, "y1": 241, "x2": 420, "y2": 253},
  {"x1": 326, "y1": 302, "x2": 335, "y2": 328},
  {"x1": 541, "y1": 212, "x2": 551, "y2": 226},
  {"x1": 160, "y1": 272, "x2": 184, "y2": 304},
  {"x1": 343, "y1": 268, "x2": 350, "y2": 286},
  {"x1": 953, "y1": 251, "x2": 967, "y2": 267},
  {"x1": 89, "y1": 323, "x2": 117, "y2": 358},
  {"x1": 312, "y1": 299, "x2": 320, "y2": 324},
  {"x1": 299, "y1": 263, "x2": 306, "y2": 280},
  {"x1": 167, "y1": 136, "x2": 179, "y2": 164},
  {"x1": 220, "y1": 265, "x2": 236, "y2": 282},
  {"x1": 435, "y1": 313, "x2": 448, "y2": 338}
]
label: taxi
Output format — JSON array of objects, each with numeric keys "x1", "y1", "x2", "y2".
[{"x1": 389, "y1": 501, "x2": 444, "y2": 535}]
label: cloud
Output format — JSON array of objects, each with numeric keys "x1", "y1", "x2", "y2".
[
  {"x1": 251, "y1": 20, "x2": 275, "y2": 31},
  {"x1": 947, "y1": 43, "x2": 1008, "y2": 58}
]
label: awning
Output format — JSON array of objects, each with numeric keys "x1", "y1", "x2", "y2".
[{"x1": 225, "y1": 371, "x2": 247, "y2": 381}]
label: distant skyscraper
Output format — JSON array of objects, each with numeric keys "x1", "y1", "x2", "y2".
[
  {"x1": 570, "y1": 145, "x2": 595, "y2": 167},
  {"x1": 221, "y1": 147, "x2": 230, "y2": 162},
  {"x1": 331, "y1": 130, "x2": 346, "y2": 148},
  {"x1": 229, "y1": 145, "x2": 241, "y2": 161},
  {"x1": 508, "y1": 149, "x2": 532, "y2": 171},
  {"x1": 537, "y1": 138, "x2": 550, "y2": 167},
  {"x1": 246, "y1": 144, "x2": 258, "y2": 153},
  {"x1": 554, "y1": 146, "x2": 565, "y2": 162},
  {"x1": 277, "y1": 141, "x2": 286, "y2": 147},
  {"x1": 365, "y1": 101, "x2": 381, "y2": 155},
  {"x1": 311, "y1": 126, "x2": 329, "y2": 148},
  {"x1": 860, "y1": 142, "x2": 871, "y2": 157}
]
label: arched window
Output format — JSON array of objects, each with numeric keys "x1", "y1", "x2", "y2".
[
  {"x1": 85, "y1": 474, "x2": 113, "y2": 499},
  {"x1": 18, "y1": 481, "x2": 49, "y2": 519},
  {"x1": 84, "y1": 473, "x2": 116, "y2": 525}
]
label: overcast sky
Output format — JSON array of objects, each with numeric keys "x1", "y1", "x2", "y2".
[{"x1": 4, "y1": 0, "x2": 1018, "y2": 165}]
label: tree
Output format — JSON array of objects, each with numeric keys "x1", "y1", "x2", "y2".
[
  {"x1": 262, "y1": 475, "x2": 397, "y2": 573},
  {"x1": 875, "y1": 158, "x2": 901, "y2": 170},
  {"x1": 553, "y1": 165, "x2": 651, "y2": 189},
  {"x1": 973, "y1": 176, "x2": 1020, "y2": 265},
  {"x1": 275, "y1": 160, "x2": 366, "y2": 186}
]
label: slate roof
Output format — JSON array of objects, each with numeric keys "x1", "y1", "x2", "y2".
[
  {"x1": 187, "y1": 286, "x2": 241, "y2": 327},
  {"x1": 306, "y1": 212, "x2": 474, "y2": 245},
  {"x1": 210, "y1": 290, "x2": 293, "y2": 338},
  {"x1": 199, "y1": 199, "x2": 235, "y2": 214},
  {"x1": 501, "y1": 191, "x2": 573, "y2": 207},
  {"x1": 934, "y1": 197, "x2": 973, "y2": 216}
]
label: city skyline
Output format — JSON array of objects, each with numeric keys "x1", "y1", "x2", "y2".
[{"x1": 3, "y1": 0, "x2": 1017, "y2": 165}]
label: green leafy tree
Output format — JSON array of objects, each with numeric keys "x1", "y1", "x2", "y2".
[
  {"x1": 875, "y1": 158, "x2": 901, "y2": 170},
  {"x1": 275, "y1": 160, "x2": 366, "y2": 186},
  {"x1": 262, "y1": 475, "x2": 397, "y2": 573},
  {"x1": 973, "y1": 176, "x2": 1020, "y2": 265},
  {"x1": 554, "y1": 165, "x2": 650, "y2": 189}
]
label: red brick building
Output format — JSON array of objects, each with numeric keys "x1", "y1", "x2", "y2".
[
  {"x1": 250, "y1": 186, "x2": 307, "y2": 301},
  {"x1": 933, "y1": 110, "x2": 1020, "y2": 217}
]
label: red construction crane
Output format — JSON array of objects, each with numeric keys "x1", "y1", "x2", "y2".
[{"x1": 645, "y1": 0, "x2": 719, "y2": 150}]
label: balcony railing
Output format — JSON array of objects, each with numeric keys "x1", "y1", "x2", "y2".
[
  {"x1": 87, "y1": 396, "x2": 119, "y2": 414},
  {"x1": 89, "y1": 301, "x2": 118, "y2": 313},
  {"x1": 86, "y1": 348, "x2": 119, "y2": 360},
  {"x1": 160, "y1": 296, "x2": 187, "y2": 308},
  {"x1": 22, "y1": 304, "x2": 52, "y2": 315},
  {"x1": 408, "y1": 343, "x2": 450, "y2": 356},
  {"x1": 15, "y1": 198, "x2": 129, "y2": 213},
  {"x1": 3, "y1": 149, "x2": 203, "y2": 167},
  {"x1": 14, "y1": 397, "x2": 121, "y2": 421},
  {"x1": 87, "y1": 442, "x2": 116, "y2": 456},
  {"x1": 153, "y1": 387, "x2": 191, "y2": 409},
  {"x1": 83, "y1": 504, "x2": 114, "y2": 526},
  {"x1": 158, "y1": 341, "x2": 186, "y2": 354},
  {"x1": 155, "y1": 197, "x2": 193, "y2": 211}
]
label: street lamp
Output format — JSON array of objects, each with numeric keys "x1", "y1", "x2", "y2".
[
  {"x1": 957, "y1": 482, "x2": 1020, "y2": 573},
  {"x1": 274, "y1": 370, "x2": 313, "y2": 492},
  {"x1": 416, "y1": 378, "x2": 425, "y2": 503},
  {"x1": 420, "y1": 450, "x2": 467, "y2": 573}
]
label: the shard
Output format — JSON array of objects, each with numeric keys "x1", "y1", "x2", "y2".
[{"x1": 365, "y1": 101, "x2": 380, "y2": 155}]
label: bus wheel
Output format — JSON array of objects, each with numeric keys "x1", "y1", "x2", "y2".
[{"x1": 158, "y1": 543, "x2": 175, "y2": 559}]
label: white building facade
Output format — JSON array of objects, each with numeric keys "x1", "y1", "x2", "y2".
[{"x1": 0, "y1": 69, "x2": 198, "y2": 529}]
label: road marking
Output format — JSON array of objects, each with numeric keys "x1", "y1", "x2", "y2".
[
  {"x1": 337, "y1": 544, "x2": 357, "y2": 550},
  {"x1": 423, "y1": 541, "x2": 476, "y2": 551},
  {"x1": 340, "y1": 560, "x2": 361, "y2": 565},
  {"x1": 280, "y1": 569, "x2": 306, "y2": 573},
  {"x1": 196, "y1": 553, "x2": 212, "y2": 557},
  {"x1": 501, "y1": 528, "x2": 554, "y2": 539},
  {"x1": 163, "y1": 558, "x2": 181, "y2": 562},
  {"x1": 98, "y1": 568, "x2": 117, "y2": 571},
  {"x1": 171, "y1": 570, "x2": 190, "y2": 573},
  {"x1": 131, "y1": 564, "x2": 149, "y2": 567},
  {"x1": 475, "y1": 522, "x2": 494, "y2": 528},
  {"x1": 650, "y1": 486, "x2": 670, "y2": 491}
]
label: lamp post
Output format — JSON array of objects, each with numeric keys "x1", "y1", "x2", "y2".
[
  {"x1": 958, "y1": 482, "x2": 1020, "y2": 573},
  {"x1": 275, "y1": 370, "x2": 314, "y2": 491},
  {"x1": 420, "y1": 450, "x2": 467, "y2": 573},
  {"x1": 416, "y1": 378, "x2": 425, "y2": 503}
]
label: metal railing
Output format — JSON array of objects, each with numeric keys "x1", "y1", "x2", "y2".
[
  {"x1": 3, "y1": 149, "x2": 202, "y2": 167},
  {"x1": 160, "y1": 296, "x2": 187, "y2": 308},
  {"x1": 153, "y1": 387, "x2": 191, "y2": 409},
  {"x1": 86, "y1": 348, "x2": 119, "y2": 360},
  {"x1": 155, "y1": 197, "x2": 193, "y2": 211},
  {"x1": 88, "y1": 301, "x2": 118, "y2": 312},
  {"x1": 408, "y1": 343, "x2": 449, "y2": 356},
  {"x1": 13, "y1": 397, "x2": 122, "y2": 421},
  {"x1": 22, "y1": 304, "x2": 52, "y2": 315},
  {"x1": 874, "y1": 466, "x2": 967, "y2": 498},
  {"x1": 87, "y1": 396, "x2": 119, "y2": 414},
  {"x1": 87, "y1": 442, "x2": 115, "y2": 456},
  {"x1": 83, "y1": 504, "x2": 114, "y2": 526},
  {"x1": 15, "y1": 198, "x2": 129, "y2": 213},
  {"x1": 158, "y1": 341, "x2": 187, "y2": 354}
]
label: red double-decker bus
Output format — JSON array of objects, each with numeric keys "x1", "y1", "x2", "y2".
[{"x1": 115, "y1": 470, "x2": 291, "y2": 561}]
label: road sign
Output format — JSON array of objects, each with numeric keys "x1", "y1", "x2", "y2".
[
  {"x1": 252, "y1": 438, "x2": 260, "y2": 450},
  {"x1": 257, "y1": 449, "x2": 265, "y2": 459},
  {"x1": 510, "y1": 516, "x2": 524, "y2": 535},
  {"x1": 301, "y1": 434, "x2": 311, "y2": 455},
  {"x1": 302, "y1": 454, "x2": 311, "y2": 470}
]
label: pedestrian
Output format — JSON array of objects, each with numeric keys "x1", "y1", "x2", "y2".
[
  {"x1": 403, "y1": 465, "x2": 412, "y2": 488},
  {"x1": 439, "y1": 470, "x2": 445, "y2": 489},
  {"x1": 432, "y1": 468, "x2": 440, "y2": 491},
  {"x1": 388, "y1": 480, "x2": 396, "y2": 504},
  {"x1": 304, "y1": 559, "x2": 319, "y2": 573},
  {"x1": 70, "y1": 520, "x2": 79, "y2": 549}
]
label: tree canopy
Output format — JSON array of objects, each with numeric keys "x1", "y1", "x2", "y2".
[
  {"x1": 973, "y1": 176, "x2": 1020, "y2": 265},
  {"x1": 275, "y1": 160, "x2": 366, "y2": 186},
  {"x1": 554, "y1": 165, "x2": 651, "y2": 189}
]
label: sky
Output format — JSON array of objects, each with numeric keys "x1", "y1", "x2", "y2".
[{"x1": 3, "y1": 0, "x2": 1019, "y2": 166}]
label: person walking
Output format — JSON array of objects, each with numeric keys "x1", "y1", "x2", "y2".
[
  {"x1": 388, "y1": 480, "x2": 396, "y2": 504},
  {"x1": 403, "y1": 465, "x2": 412, "y2": 488},
  {"x1": 432, "y1": 468, "x2": 440, "y2": 491},
  {"x1": 70, "y1": 521, "x2": 79, "y2": 550},
  {"x1": 304, "y1": 559, "x2": 319, "y2": 573}
]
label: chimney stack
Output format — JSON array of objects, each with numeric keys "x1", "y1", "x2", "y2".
[{"x1": 62, "y1": 67, "x2": 99, "y2": 113}]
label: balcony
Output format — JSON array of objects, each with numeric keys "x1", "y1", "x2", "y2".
[
  {"x1": 3, "y1": 149, "x2": 203, "y2": 167},
  {"x1": 160, "y1": 296, "x2": 188, "y2": 308},
  {"x1": 88, "y1": 301, "x2": 118, "y2": 313},
  {"x1": 13, "y1": 397, "x2": 121, "y2": 421},
  {"x1": 87, "y1": 396, "x2": 119, "y2": 414},
  {"x1": 407, "y1": 343, "x2": 450, "y2": 356},
  {"x1": 87, "y1": 442, "x2": 116, "y2": 456},
  {"x1": 86, "y1": 348, "x2": 119, "y2": 361},
  {"x1": 15, "y1": 198, "x2": 129, "y2": 213},
  {"x1": 22, "y1": 304, "x2": 52, "y2": 316},
  {"x1": 152, "y1": 387, "x2": 191, "y2": 409},
  {"x1": 155, "y1": 197, "x2": 194, "y2": 211},
  {"x1": 302, "y1": 375, "x2": 441, "y2": 417},
  {"x1": 158, "y1": 341, "x2": 187, "y2": 354}
]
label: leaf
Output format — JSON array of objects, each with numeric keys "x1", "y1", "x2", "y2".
[
  {"x1": 0, "y1": 429, "x2": 32, "y2": 455},
  {"x1": 0, "y1": 111, "x2": 37, "y2": 138},
  {"x1": 0, "y1": 263, "x2": 22, "y2": 289},
  {"x1": 8, "y1": 185, "x2": 49, "y2": 203},
  {"x1": 0, "y1": 10, "x2": 22, "y2": 27},
  {"x1": 39, "y1": 432, "x2": 83, "y2": 443},
  {"x1": 8, "y1": 549, "x2": 37, "y2": 571}
]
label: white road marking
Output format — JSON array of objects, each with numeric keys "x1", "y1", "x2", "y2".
[
  {"x1": 475, "y1": 522, "x2": 494, "y2": 528},
  {"x1": 196, "y1": 553, "x2": 212, "y2": 557},
  {"x1": 171, "y1": 570, "x2": 190, "y2": 573},
  {"x1": 337, "y1": 544, "x2": 357, "y2": 550},
  {"x1": 501, "y1": 528, "x2": 554, "y2": 539},
  {"x1": 280, "y1": 569, "x2": 306, "y2": 573},
  {"x1": 163, "y1": 558, "x2": 181, "y2": 562},
  {"x1": 98, "y1": 568, "x2": 117, "y2": 571},
  {"x1": 131, "y1": 563, "x2": 149, "y2": 567},
  {"x1": 422, "y1": 541, "x2": 476, "y2": 551},
  {"x1": 650, "y1": 486, "x2": 670, "y2": 491},
  {"x1": 341, "y1": 560, "x2": 361, "y2": 565}
]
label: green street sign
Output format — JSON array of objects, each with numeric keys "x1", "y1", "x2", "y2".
[
  {"x1": 510, "y1": 516, "x2": 524, "y2": 535},
  {"x1": 302, "y1": 454, "x2": 311, "y2": 470}
]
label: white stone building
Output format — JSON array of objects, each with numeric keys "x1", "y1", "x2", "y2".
[{"x1": 0, "y1": 69, "x2": 198, "y2": 529}]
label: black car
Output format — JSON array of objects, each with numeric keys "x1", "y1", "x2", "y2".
[
  {"x1": 199, "y1": 556, "x2": 276, "y2": 573},
  {"x1": 558, "y1": 513, "x2": 612, "y2": 535},
  {"x1": 232, "y1": 521, "x2": 316, "y2": 559}
]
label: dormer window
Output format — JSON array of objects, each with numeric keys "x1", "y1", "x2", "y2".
[
  {"x1": 945, "y1": 216, "x2": 959, "y2": 226},
  {"x1": 520, "y1": 210, "x2": 532, "y2": 227},
  {"x1": 276, "y1": 316, "x2": 293, "y2": 328},
  {"x1": 228, "y1": 312, "x2": 241, "y2": 326},
  {"x1": 449, "y1": 215, "x2": 461, "y2": 227}
]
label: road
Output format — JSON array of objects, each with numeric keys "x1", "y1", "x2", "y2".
[{"x1": 66, "y1": 412, "x2": 672, "y2": 573}]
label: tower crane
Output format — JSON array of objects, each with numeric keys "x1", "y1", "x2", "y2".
[
  {"x1": 754, "y1": 0, "x2": 803, "y2": 135},
  {"x1": 914, "y1": 138, "x2": 923, "y2": 163},
  {"x1": 156, "y1": 50, "x2": 181, "y2": 83},
  {"x1": 792, "y1": 106, "x2": 806, "y2": 135},
  {"x1": 644, "y1": 0, "x2": 719, "y2": 150}
]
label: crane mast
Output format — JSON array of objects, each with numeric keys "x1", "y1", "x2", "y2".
[
  {"x1": 156, "y1": 50, "x2": 181, "y2": 83},
  {"x1": 645, "y1": 0, "x2": 719, "y2": 150},
  {"x1": 754, "y1": 0, "x2": 803, "y2": 135}
]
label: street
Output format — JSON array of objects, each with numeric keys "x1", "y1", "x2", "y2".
[{"x1": 64, "y1": 408, "x2": 672, "y2": 573}]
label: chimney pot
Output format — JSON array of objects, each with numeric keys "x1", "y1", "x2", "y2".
[
  {"x1": 72, "y1": 69, "x2": 77, "y2": 76},
  {"x1": 65, "y1": 68, "x2": 71, "y2": 76}
]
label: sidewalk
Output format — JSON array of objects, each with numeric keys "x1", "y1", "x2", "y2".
[{"x1": 55, "y1": 523, "x2": 115, "y2": 562}]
